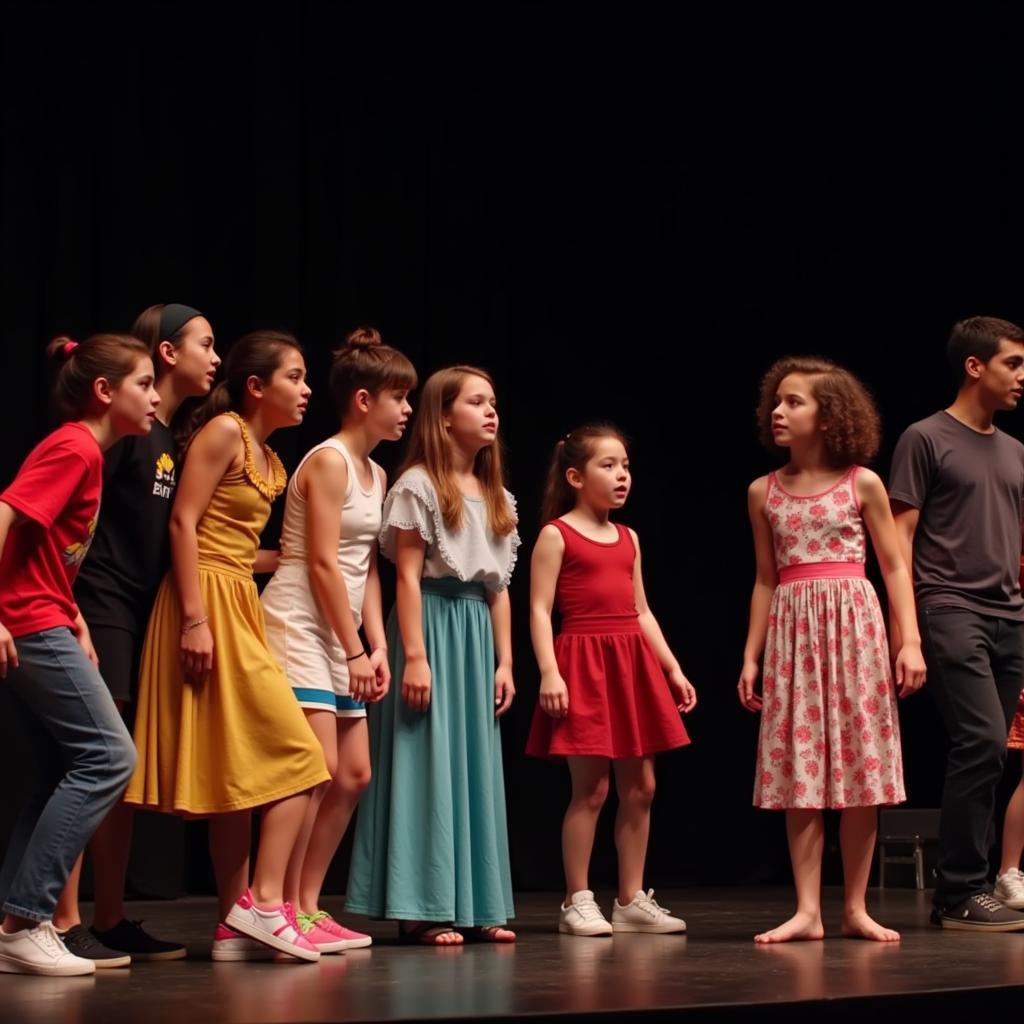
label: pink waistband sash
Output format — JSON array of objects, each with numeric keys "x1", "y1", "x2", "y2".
[{"x1": 777, "y1": 561, "x2": 866, "y2": 584}]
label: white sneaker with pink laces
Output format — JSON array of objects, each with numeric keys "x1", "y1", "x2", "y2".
[
  {"x1": 225, "y1": 890, "x2": 320, "y2": 962},
  {"x1": 299, "y1": 911, "x2": 372, "y2": 950}
]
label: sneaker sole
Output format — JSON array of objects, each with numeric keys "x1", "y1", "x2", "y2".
[
  {"x1": 611, "y1": 922, "x2": 687, "y2": 934},
  {"x1": 91, "y1": 953, "x2": 132, "y2": 968},
  {"x1": 124, "y1": 948, "x2": 188, "y2": 962},
  {"x1": 211, "y1": 947, "x2": 277, "y2": 962},
  {"x1": 225, "y1": 908, "x2": 320, "y2": 962},
  {"x1": 937, "y1": 918, "x2": 1024, "y2": 932},
  {"x1": 0, "y1": 954, "x2": 96, "y2": 976},
  {"x1": 558, "y1": 922, "x2": 613, "y2": 937},
  {"x1": 339, "y1": 936, "x2": 373, "y2": 949},
  {"x1": 311, "y1": 939, "x2": 348, "y2": 954}
]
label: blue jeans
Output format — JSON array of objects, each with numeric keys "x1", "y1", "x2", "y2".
[{"x1": 0, "y1": 627, "x2": 136, "y2": 921}]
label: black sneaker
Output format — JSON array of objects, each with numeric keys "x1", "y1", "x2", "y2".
[
  {"x1": 59, "y1": 924, "x2": 131, "y2": 968},
  {"x1": 90, "y1": 919, "x2": 187, "y2": 961},
  {"x1": 932, "y1": 893, "x2": 1024, "y2": 931}
]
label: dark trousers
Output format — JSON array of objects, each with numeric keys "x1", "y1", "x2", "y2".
[{"x1": 920, "y1": 607, "x2": 1024, "y2": 909}]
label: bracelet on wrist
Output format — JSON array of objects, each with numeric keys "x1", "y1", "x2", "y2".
[
  {"x1": 346, "y1": 649, "x2": 369, "y2": 662},
  {"x1": 181, "y1": 616, "x2": 208, "y2": 635}
]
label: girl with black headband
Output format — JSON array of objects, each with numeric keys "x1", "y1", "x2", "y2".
[{"x1": 51, "y1": 304, "x2": 221, "y2": 967}]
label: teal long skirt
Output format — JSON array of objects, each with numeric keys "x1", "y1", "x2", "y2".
[{"x1": 345, "y1": 577, "x2": 515, "y2": 926}]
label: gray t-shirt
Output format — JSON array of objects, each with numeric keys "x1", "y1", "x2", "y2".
[{"x1": 888, "y1": 410, "x2": 1024, "y2": 620}]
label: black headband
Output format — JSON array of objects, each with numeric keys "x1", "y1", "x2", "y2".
[{"x1": 158, "y1": 303, "x2": 204, "y2": 341}]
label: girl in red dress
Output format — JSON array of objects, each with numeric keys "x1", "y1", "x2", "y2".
[{"x1": 526, "y1": 423, "x2": 696, "y2": 937}]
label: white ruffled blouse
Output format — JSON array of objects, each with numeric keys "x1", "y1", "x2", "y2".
[{"x1": 379, "y1": 467, "x2": 520, "y2": 592}]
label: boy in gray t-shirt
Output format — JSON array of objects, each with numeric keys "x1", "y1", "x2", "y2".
[{"x1": 890, "y1": 315, "x2": 1024, "y2": 931}]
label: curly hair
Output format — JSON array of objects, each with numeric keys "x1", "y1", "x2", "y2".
[{"x1": 756, "y1": 356, "x2": 881, "y2": 466}]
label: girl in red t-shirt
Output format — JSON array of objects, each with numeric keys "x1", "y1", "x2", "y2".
[
  {"x1": 0, "y1": 334, "x2": 159, "y2": 977},
  {"x1": 526, "y1": 423, "x2": 697, "y2": 937}
]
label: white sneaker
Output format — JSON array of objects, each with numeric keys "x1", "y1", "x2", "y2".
[
  {"x1": 559, "y1": 890, "x2": 613, "y2": 937},
  {"x1": 224, "y1": 889, "x2": 320, "y2": 962},
  {"x1": 611, "y1": 889, "x2": 687, "y2": 934},
  {"x1": 210, "y1": 923, "x2": 277, "y2": 961},
  {"x1": 994, "y1": 868, "x2": 1024, "y2": 911},
  {"x1": 0, "y1": 920, "x2": 96, "y2": 976}
]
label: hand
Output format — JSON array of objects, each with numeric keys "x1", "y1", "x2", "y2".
[
  {"x1": 369, "y1": 646, "x2": 391, "y2": 701},
  {"x1": 668, "y1": 666, "x2": 697, "y2": 712},
  {"x1": 495, "y1": 664, "x2": 515, "y2": 717},
  {"x1": 347, "y1": 651, "x2": 377, "y2": 703},
  {"x1": 73, "y1": 615, "x2": 99, "y2": 667},
  {"x1": 180, "y1": 620, "x2": 214, "y2": 682},
  {"x1": 0, "y1": 621, "x2": 18, "y2": 679},
  {"x1": 401, "y1": 654, "x2": 431, "y2": 712},
  {"x1": 894, "y1": 641, "x2": 927, "y2": 698},
  {"x1": 738, "y1": 658, "x2": 762, "y2": 712},
  {"x1": 539, "y1": 671, "x2": 569, "y2": 719}
]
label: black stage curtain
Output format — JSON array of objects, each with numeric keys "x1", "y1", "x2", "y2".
[{"x1": 2, "y1": 2, "x2": 1023, "y2": 894}]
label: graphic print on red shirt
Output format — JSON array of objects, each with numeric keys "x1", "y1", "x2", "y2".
[{"x1": 0, "y1": 422, "x2": 103, "y2": 638}]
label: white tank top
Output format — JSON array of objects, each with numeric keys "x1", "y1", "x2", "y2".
[{"x1": 263, "y1": 438, "x2": 383, "y2": 629}]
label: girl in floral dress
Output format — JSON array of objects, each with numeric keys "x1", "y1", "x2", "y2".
[{"x1": 738, "y1": 357, "x2": 926, "y2": 944}]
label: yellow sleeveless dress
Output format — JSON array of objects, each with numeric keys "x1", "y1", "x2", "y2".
[{"x1": 126, "y1": 413, "x2": 329, "y2": 815}]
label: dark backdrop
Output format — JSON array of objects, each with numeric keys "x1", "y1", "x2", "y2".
[{"x1": 2, "y1": 1, "x2": 1023, "y2": 895}]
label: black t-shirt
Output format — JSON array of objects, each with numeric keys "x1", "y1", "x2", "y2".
[{"x1": 74, "y1": 420, "x2": 179, "y2": 632}]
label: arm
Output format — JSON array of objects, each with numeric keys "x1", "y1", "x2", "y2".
[
  {"x1": 394, "y1": 528, "x2": 431, "y2": 712},
  {"x1": 254, "y1": 549, "x2": 281, "y2": 575},
  {"x1": 858, "y1": 471, "x2": 926, "y2": 697},
  {"x1": 738, "y1": 477, "x2": 777, "y2": 712},
  {"x1": 631, "y1": 528, "x2": 697, "y2": 712},
  {"x1": 169, "y1": 416, "x2": 240, "y2": 680},
  {"x1": 530, "y1": 524, "x2": 569, "y2": 718},
  {"x1": 303, "y1": 449, "x2": 376, "y2": 702},
  {"x1": 0, "y1": 501, "x2": 22, "y2": 677},
  {"x1": 888, "y1": 499, "x2": 921, "y2": 673},
  {"x1": 363, "y1": 468, "x2": 390, "y2": 699},
  {"x1": 487, "y1": 586, "x2": 515, "y2": 716}
]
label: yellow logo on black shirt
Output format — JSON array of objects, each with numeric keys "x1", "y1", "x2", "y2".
[{"x1": 153, "y1": 452, "x2": 176, "y2": 499}]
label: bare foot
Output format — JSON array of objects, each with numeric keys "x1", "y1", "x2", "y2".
[
  {"x1": 753, "y1": 910, "x2": 824, "y2": 944},
  {"x1": 462, "y1": 925, "x2": 516, "y2": 943},
  {"x1": 399, "y1": 921, "x2": 465, "y2": 946},
  {"x1": 841, "y1": 909, "x2": 900, "y2": 942}
]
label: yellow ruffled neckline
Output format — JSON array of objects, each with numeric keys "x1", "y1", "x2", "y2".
[{"x1": 226, "y1": 411, "x2": 287, "y2": 501}]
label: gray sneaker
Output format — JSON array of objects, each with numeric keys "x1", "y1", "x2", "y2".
[
  {"x1": 932, "y1": 892, "x2": 1024, "y2": 931},
  {"x1": 60, "y1": 925, "x2": 131, "y2": 968}
]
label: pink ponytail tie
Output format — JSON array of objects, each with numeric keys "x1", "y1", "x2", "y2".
[{"x1": 63, "y1": 340, "x2": 79, "y2": 356}]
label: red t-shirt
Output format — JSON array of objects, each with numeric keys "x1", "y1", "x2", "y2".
[{"x1": 0, "y1": 422, "x2": 103, "y2": 638}]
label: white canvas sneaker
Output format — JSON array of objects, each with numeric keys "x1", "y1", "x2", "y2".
[
  {"x1": 611, "y1": 889, "x2": 687, "y2": 934},
  {"x1": 994, "y1": 868, "x2": 1024, "y2": 911},
  {"x1": 558, "y1": 890, "x2": 613, "y2": 936},
  {"x1": 0, "y1": 920, "x2": 96, "y2": 976}
]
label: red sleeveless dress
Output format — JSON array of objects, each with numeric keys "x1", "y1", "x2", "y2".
[{"x1": 525, "y1": 519, "x2": 690, "y2": 759}]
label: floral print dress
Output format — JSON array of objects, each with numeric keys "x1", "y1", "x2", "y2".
[{"x1": 753, "y1": 466, "x2": 905, "y2": 810}]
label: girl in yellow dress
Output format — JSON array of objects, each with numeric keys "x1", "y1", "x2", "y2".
[{"x1": 127, "y1": 331, "x2": 330, "y2": 962}]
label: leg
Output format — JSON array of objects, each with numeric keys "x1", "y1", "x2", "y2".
[
  {"x1": 999, "y1": 753, "x2": 1024, "y2": 877},
  {"x1": 250, "y1": 791, "x2": 313, "y2": 907},
  {"x1": 88, "y1": 799, "x2": 134, "y2": 931},
  {"x1": 51, "y1": 854, "x2": 84, "y2": 930},
  {"x1": 563, "y1": 757, "x2": 610, "y2": 901},
  {"x1": 921, "y1": 609, "x2": 1011, "y2": 909},
  {"x1": 612, "y1": 757, "x2": 656, "y2": 905},
  {"x1": 840, "y1": 807, "x2": 899, "y2": 941},
  {"x1": 209, "y1": 811, "x2": 252, "y2": 921},
  {"x1": 0, "y1": 628, "x2": 136, "y2": 929},
  {"x1": 297, "y1": 716, "x2": 369, "y2": 915},
  {"x1": 754, "y1": 809, "x2": 825, "y2": 943},
  {"x1": 283, "y1": 710, "x2": 338, "y2": 910}
]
